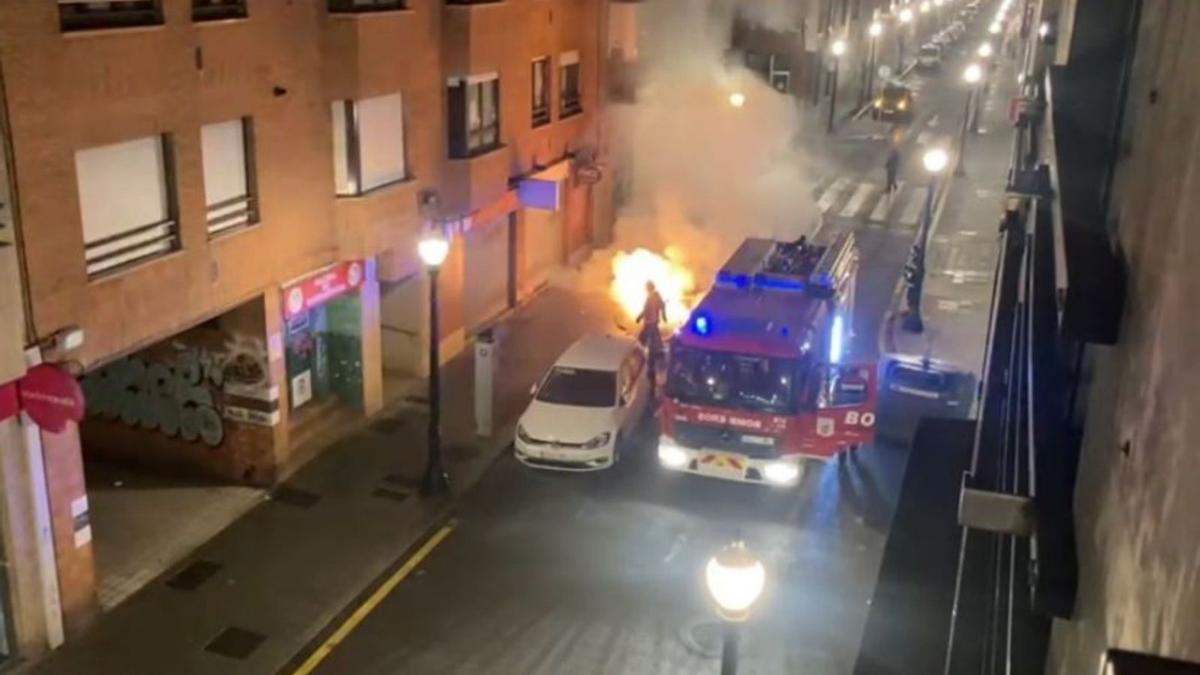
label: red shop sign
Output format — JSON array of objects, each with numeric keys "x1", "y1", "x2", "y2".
[
  {"x1": 17, "y1": 364, "x2": 85, "y2": 433},
  {"x1": 282, "y1": 260, "x2": 364, "y2": 319}
]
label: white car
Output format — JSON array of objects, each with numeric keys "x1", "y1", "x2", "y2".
[
  {"x1": 918, "y1": 44, "x2": 943, "y2": 69},
  {"x1": 514, "y1": 334, "x2": 652, "y2": 471}
]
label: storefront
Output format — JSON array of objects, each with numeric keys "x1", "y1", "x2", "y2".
[
  {"x1": 281, "y1": 260, "x2": 367, "y2": 420},
  {"x1": 518, "y1": 162, "x2": 569, "y2": 293}
]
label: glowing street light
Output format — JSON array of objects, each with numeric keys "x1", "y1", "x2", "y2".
[
  {"x1": 899, "y1": 7, "x2": 914, "y2": 22},
  {"x1": 989, "y1": 21, "x2": 1002, "y2": 34},
  {"x1": 923, "y1": 147, "x2": 949, "y2": 174},
  {"x1": 1039, "y1": 21, "x2": 1052, "y2": 38},
  {"x1": 978, "y1": 41, "x2": 994, "y2": 58},
  {"x1": 827, "y1": 39, "x2": 847, "y2": 134},
  {"x1": 902, "y1": 150, "x2": 948, "y2": 333},
  {"x1": 919, "y1": 1, "x2": 931, "y2": 13},
  {"x1": 706, "y1": 542, "x2": 766, "y2": 674},
  {"x1": 728, "y1": 91, "x2": 746, "y2": 108},
  {"x1": 869, "y1": 20, "x2": 883, "y2": 38},
  {"x1": 963, "y1": 63, "x2": 983, "y2": 85},
  {"x1": 418, "y1": 230, "x2": 451, "y2": 496},
  {"x1": 865, "y1": 22, "x2": 884, "y2": 104}
]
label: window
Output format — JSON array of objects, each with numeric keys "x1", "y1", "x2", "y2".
[
  {"x1": 332, "y1": 93, "x2": 408, "y2": 196},
  {"x1": 531, "y1": 57, "x2": 550, "y2": 128},
  {"x1": 59, "y1": 0, "x2": 162, "y2": 32},
  {"x1": 201, "y1": 118, "x2": 258, "y2": 237},
  {"x1": 74, "y1": 136, "x2": 178, "y2": 277},
  {"x1": 447, "y1": 75, "x2": 500, "y2": 158},
  {"x1": 193, "y1": 0, "x2": 247, "y2": 21},
  {"x1": 665, "y1": 345, "x2": 802, "y2": 415},
  {"x1": 559, "y1": 51, "x2": 582, "y2": 118},
  {"x1": 328, "y1": 0, "x2": 405, "y2": 12},
  {"x1": 536, "y1": 367, "x2": 617, "y2": 408}
]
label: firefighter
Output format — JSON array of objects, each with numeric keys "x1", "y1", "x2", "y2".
[{"x1": 637, "y1": 281, "x2": 666, "y2": 393}]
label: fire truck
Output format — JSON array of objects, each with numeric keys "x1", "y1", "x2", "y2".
[{"x1": 656, "y1": 231, "x2": 877, "y2": 486}]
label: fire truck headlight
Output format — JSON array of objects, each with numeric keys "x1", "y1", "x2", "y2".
[
  {"x1": 658, "y1": 441, "x2": 688, "y2": 468},
  {"x1": 764, "y1": 461, "x2": 801, "y2": 485}
]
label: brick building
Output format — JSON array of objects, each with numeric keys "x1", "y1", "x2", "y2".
[{"x1": 0, "y1": 0, "x2": 611, "y2": 663}]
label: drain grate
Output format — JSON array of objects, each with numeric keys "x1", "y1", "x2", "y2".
[
  {"x1": 204, "y1": 626, "x2": 266, "y2": 660},
  {"x1": 371, "y1": 487, "x2": 411, "y2": 503},
  {"x1": 166, "y1": 560, "x2": 221, "y2": 591},
  {"x1": 270, "y1": 484, "x2": 322, "y2": 508}
]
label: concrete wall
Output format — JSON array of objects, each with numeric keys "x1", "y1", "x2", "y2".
[{"x1": 1046, "y1": 1, "x2": 1200, "y2": 672}]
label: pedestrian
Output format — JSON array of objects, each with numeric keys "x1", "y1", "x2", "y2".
[
  {"x1": 885, "y1": 145, "x2": 901, "y2": 194},
  {"x1": 637, "y1": 281, "x2": 666, "y2": 393}
]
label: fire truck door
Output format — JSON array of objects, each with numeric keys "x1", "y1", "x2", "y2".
[{"x1": 813, "y1": 363, "x2": 878, "y2": 446}]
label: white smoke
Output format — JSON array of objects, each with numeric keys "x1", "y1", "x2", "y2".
[{"x1": 603, "y1": 0, "x2": 821, "y2": 284}]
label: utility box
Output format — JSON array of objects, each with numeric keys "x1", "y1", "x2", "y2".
[{"x1": 474, "y1": 330, "x2": 496, "y2": 437}]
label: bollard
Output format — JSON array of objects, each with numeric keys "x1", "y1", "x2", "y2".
[{"x1": 474, "y1": 329, "x2": 496, "y2": 437}]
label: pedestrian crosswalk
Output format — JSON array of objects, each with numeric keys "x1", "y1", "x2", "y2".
[{"x1": 810, "y1": 175, "x2": 929, "y2": 228}]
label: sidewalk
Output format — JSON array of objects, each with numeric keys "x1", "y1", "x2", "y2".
[
  {"x1": 23, "y1": 283, "x2": 617, "y2": 675},
  {"x1": 885, "y1": 56, "x2": 1020, "y2": 379}
]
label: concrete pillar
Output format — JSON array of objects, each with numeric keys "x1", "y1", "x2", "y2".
[
  {"x1": 0, "y1": 417, "x2": 55, "y2": 658},
  {"x1": 36, "y1": 421, "x2": 97, "y2": 637},
  {"x1": 359, "y1": 259, "x2": 384, "y2": 416},
  {"x1": 261, "y1": 289, "x2": 292, "y2": 474}
]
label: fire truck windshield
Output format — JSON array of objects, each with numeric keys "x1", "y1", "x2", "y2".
[{"x1": 665, "y1": 345, "x2": 801, "y2": 415}]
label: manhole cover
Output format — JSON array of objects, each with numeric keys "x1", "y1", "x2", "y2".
[{"x1": 204, "y1": 626, "x2": 265, "y2": 660}]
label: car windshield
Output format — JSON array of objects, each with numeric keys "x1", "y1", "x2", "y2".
[
  {"x1": 535, "y1": 367, "x2": 617, "y2": 408},
  {"x1": 883, "y1": 86, "x2": 908, "y2": 100},
  {"x1": 665, "y1": 344, "x2": 801, "y2": 415}
]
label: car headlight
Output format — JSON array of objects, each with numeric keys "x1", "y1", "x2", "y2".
[
  {"x1": 516, "y1": 424, "x2": 533, "y2": 443},
  {"x1": 897, "y1": 100, "x2": 907, "y2": 110},
  {"x1": 874, "y1": 98, "x2": 883, "y2": 108},
  {"x1": 658, "y1": 441, "x2": 688, "y2": 468},
  {"x1": 581, "y1": 432, "x2": 612, "y2": 450},
  {"x1": 764, "y1": 461, "x2": 801, "y2": 485}
]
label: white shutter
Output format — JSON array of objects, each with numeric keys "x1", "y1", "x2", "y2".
[
  {"x1": 75, "y1": 136, "x2": 168, "y2": 244},
  {"x1": 331, "y1": 101, "x2": 355, "y2": 195},
  {"x1": 357, "y1": 93, "x2": 406, "y2": 192},
  {"x1": 201, "y1": 120, "x2": 250, "y2": 234}
]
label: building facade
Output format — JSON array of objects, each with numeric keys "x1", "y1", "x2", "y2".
[{"x1": 0, "y1": 0, "x2": 609, "y2": 662}]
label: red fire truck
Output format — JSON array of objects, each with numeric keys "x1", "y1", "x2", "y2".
[{"x1": 656, "y1": 231, "x2": 877, "y2": 486}]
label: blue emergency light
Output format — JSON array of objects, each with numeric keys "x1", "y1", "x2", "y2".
[{"x1": 693, "y1": 314, "x2": 712, "y2": 336}]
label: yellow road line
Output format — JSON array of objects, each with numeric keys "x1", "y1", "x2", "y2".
[{"x1": 292, "y1": 523, "x2": 456, "y2": 675}]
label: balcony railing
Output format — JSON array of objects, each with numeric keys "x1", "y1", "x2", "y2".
[
  {"x1": 560, "y1": 93, "x2": 583, "y2": 118},
  {"x1": 328, "y1": 0, "x2": 405, "y2": 13},
  {"x1": 206, "y1": 194, "x2": 258, "y2": 238},
  {"x1": 531, "y1": 105, "x2": 550, "y2": 128},
  {"x1": 193, "y1": 0, "x2": 247, "y2": 22},
  {"x1": 84, "y1": 218, "x2": 179, "y2": 277},
  {"x1": 59, "y1": 0, "x2": 162, "y2": 32}
]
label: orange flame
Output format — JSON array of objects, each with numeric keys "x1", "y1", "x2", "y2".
[{"x1": 610, "y1": 247, "x2": 696, "y2": 329}]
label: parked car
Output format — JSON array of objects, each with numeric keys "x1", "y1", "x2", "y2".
[
  {"x1": 876, "y1": 355, "x2": 976, "y2": 444},
  {"x1": 918, "y1": 43, "x2": 944, "y2": 69},
  {"x1": 514, "y1": 334, "x2": 652, "y2": 471},
  {"x1": 872, "y1": 82, "x2": 916, "y2": 123}
]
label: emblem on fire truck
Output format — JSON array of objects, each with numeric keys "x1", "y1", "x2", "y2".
[{"x1": 816, "y1": 416, "x2": 836, "y2": 438}]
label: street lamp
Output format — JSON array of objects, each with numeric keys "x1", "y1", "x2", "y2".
[
  {"x1": 728, "y1": 91, "x2": 746, "y2": 108},
  {"x1": 955, "y1": 63, "x2": 983, "y2": 176},
  {"x1": 902, "y1": 148, "x2": 949, "y2": 333},
  {"x1": 864, "y1": 21, "x2": 884, "y2": 104},
  {"x1": 897, "y1": 8, "x2": 914, "y2": 70},
  {"x1": 706, "y1": 542, "x2": 766, "y2": 675},
  {"x1": 989, "y1": 21, "x2": 1001, "y2": 35},
  {"x1": 827, "y1": 39, "x2": 847, "y2": 134},
  {"x1": 978, "y1": 41, "x2": 994, "y2": 58},
  {"x1": 418, "y1": 231, "x2": 451, "y2": 497}
]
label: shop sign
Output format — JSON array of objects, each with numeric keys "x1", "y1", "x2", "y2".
[
  {"x1": 282, "y1": 261, "x2": 364, "y2": 320},
  {"x1": 17, "y1": 364, "x2": 86, "y2": 433}
]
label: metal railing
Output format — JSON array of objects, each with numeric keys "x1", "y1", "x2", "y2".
[
  {"x1": 84, "y1": 218, "x2": 178, "y2": 277},
  {"x1": 58, "y1": 0, "x2": 162, "y2": 32},
  {"x1": 206, "y1": 193, "x2": 257, "y2": 237},
  {"x1": 192, "y1": 0, "x2": 247, "y2": 22},
  {"x1": 328, "y1": 0, "x2": 405, "y2": 13}
]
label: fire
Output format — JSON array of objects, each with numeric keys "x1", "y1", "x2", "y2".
[{"x1": 611, "y1": 247, "x2": 696, "y2": 329}]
